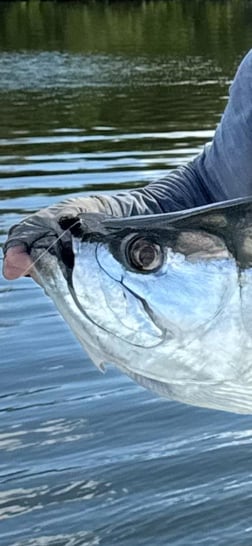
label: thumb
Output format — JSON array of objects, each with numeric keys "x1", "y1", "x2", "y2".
[{"x1": 3, "y1": 246, "x2": 34, "y2": 280}]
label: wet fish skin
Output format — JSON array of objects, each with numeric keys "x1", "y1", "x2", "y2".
[{"x1": 31, "y1": 197, "x2": 252, "y2": 414}]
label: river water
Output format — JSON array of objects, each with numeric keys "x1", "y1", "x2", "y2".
[{"x1": 1, "y1": 1, "x2": 252, "y2": 545}]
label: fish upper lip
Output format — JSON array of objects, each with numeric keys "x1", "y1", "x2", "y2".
[{"x1": 31, "y1": 231, "x2": 74, "y2": 284}]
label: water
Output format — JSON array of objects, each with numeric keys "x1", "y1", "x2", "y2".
[{"x1": 1, "y1": 1, "x2": 252, "y2": 544}]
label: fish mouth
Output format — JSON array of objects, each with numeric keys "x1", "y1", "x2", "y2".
[{"x1": 30, "y1": 230, "x2": 75, "y2": 286}]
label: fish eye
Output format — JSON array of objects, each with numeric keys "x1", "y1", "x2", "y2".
[{"x1": 123, "y1": 235, "x2": 164, "y2": 272}]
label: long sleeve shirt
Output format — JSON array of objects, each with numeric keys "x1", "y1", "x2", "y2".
[{"x1": 5, "y1": 49, "x2": 252, "y2": 253}]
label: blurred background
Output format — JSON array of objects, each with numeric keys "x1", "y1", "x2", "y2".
[{"x1": 1, "y1": 1, "x2": 252, "y2": 545}]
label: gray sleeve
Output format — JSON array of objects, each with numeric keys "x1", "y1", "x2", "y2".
[
  {"x1": 195, "y1": 49, "x2": 252, "y2": 201},
  {"x1": 5, "y1": 49, "x2": 252, "y2": 253},
  {"x1": 109, "y1": 48, "x2": 252, "y2": 212},
  {"x1": 4, "y1": 160, "x2": 211, "y2": 254}
]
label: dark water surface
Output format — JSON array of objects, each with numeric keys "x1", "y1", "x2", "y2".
[{"x1": 1, "y1": 1, "x2": 252, "y2": 545}]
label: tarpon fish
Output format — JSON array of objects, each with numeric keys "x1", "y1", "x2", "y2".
[{"x1": 31, "y1": 197, "x2": 252, "y2": 414}]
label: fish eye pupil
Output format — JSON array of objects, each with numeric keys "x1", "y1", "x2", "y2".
[
  {"x1": 127, "y1": 237, "x2": 163, "y2": 272},
  {"x1": 138, "y1": 244, "x2": 156, "y2": 266}
]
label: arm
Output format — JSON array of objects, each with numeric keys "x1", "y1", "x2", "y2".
[
  {"x1": 4, "y1": 49, "x2": 252, "y2": 279},
  {"x1": 2, "y1": 160, "x2": 212, "y2": 281}
]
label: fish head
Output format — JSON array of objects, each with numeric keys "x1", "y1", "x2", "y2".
[
  {"x1": 31, "y1": 205, "x2": 234, "y2": 365},
  {"x1": 30, "y1": 198, "x2": 252, "y2": 413}
]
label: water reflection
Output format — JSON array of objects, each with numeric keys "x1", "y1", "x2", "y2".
[
  {"x1": 0, "y1": 478, "x2": 109, "y2": 520},
  {"x1": 0, "y1": 52, "x2": 230, "y2": 92},
  {"x1": 1, "y1": 1, "x2": 252, "y2": 546},
  {"x1": 11, "y1": 532, "x2": 100, "y2": 546},
  {"x1": 0, "y1": 0, "x2": 251, "y2": 63}
]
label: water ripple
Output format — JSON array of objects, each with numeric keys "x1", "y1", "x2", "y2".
[{"x1": 11, "y1": 532, "x2": 100, "y2": 546}]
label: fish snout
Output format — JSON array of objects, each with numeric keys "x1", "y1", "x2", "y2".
[{"x1": 30, "y1": 230, "x2": 74, "y2": 278}]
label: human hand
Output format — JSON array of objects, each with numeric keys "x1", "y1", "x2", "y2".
[{"x1": 2, "y1": 195, "x2": 110, "y2": 280}]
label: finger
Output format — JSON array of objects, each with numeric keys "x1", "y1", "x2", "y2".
[{"x1": 3, "y1": 246, "x2": 34, "y2": 280}]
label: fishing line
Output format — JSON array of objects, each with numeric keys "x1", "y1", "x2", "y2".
[{"x1": 21, "y1": 219, "x2": 80, "y2": 277}]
